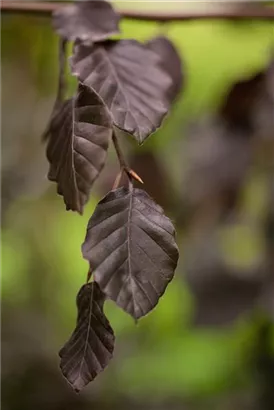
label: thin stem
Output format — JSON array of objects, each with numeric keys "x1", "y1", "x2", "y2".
[
  {"x1": 1, "y1": 1, "x2": 274, "y2": 20},
  {"x1": 112, "y1": 131, "x2": 138, "y2": 191},
  {"x1": 112, "y1": 131, "x2": 128, "y2": 170},
  {"x1": 86, "y1": 268, "x2": 92, "y2": 283},
  {"x1": 112, "y1": 168, "x2": 124, "y2": 190},
  {"x1": 112, "y1": 132, "x2": 144, "y2": 189},
  {"x1": 112, "y1": 131, "x2": 130, "y2": 188}
]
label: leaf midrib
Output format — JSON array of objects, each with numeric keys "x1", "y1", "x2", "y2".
[
  {"x1": 101, "y1": 45, "x2": 139, "y2": 137},
  {"x1": 76, "y1": 283, "x2": 94, "y2": 387},
  {"x1": 126, "y1": 189, "x2": 139, "y2": 316}
]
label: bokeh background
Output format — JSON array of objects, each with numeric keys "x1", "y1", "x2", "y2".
[{"x1": 2, "y1": 2, "x2": 274, "y2": 410}]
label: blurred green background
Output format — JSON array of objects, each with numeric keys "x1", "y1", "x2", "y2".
[{"x1": 1, "y1": 2, "x2": 274, "y2": 410}]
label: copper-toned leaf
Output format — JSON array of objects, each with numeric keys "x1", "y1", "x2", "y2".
[
  {"x1": 53, "y1": 0, "x2": 120, "y2": 44},
  {"x1": 59, "y1": 282, "x2": 115, "y2": 392},
  {"x1": 46, "y1": 83, "x2": 112, "y2": 214},
  {"x1": 70, "y1": 40, "x2": 172, "y2": 144},
  {"x1": 82, "y1": 187, "x2": 179, "y2": 319},
  {"x1": 146, "y1": 35, "x2": 183, "y2": 102}
]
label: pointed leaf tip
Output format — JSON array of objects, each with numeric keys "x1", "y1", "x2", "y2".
[
  {"x1": 146, "y1": 35, "x2": 183, "y2": 102},
  {"x1": 45, "y1": 83, "x2": 112, "y2": 213},
  {"x1": 82, "y1": 187, "x2": 179, "y2": 319},
  {"x1": 59, "y1": 282, "x2": 115, "y2": 391},
  {"x1": 71, "y1": 40, "x2": 173, "y2": 143}
]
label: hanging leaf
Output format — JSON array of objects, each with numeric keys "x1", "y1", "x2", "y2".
[
  {"x1": 59, "y1": 282, "x2": 115, "y2": 392},
  {"x1": 53, "y1": 0, "x2": 120, "y2": 44},
  {"x1": 146, "y1": 35, "x2": 183, "y2": 102},
  {"x1": 42, "y1": 38, "x2": 67, "y2": 141},
  {"x1": 70, "y1": 40, "x2": 173, "y2": 144},
  {"x1": 82, "y1": 187, "x2": 179, "y2": 319},
  {"x1": 46, "y1": 83, "x2": 112, "y2": 214}
]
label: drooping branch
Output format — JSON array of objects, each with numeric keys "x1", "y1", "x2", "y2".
[{"x1": 1, "y1": 1, "x2": 274, "y2": 21}]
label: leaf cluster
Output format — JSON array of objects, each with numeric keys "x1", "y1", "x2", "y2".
[{"x1": 43, "y1": 0, "x2": 182, "y2": 391}]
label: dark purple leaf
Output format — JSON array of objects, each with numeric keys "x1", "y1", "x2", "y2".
[
  {"x1": 82, "y1": 187, "x2": 179, "y2": 319},
  {"x1": 53, "y1": 0, "x2": 120, "y2": 44},
  {"x1": 70, "y1": 40, "x2": 172, "y2": 144},
  {"x1": 46, "y1": 83, "x2": 112, "y2": 214},
  {"x1": 146, "y1": 35, "x2": 183, "y2": 102},
  {"x1": 59, "y1": 282, "x2": 115, "y2": 392}
]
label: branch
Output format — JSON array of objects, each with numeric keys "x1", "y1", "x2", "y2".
[{"x1": 1, "y1": 1, "x2": 274, "y2": 20}]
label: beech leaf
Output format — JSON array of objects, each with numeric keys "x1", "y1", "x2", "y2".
[
  {"x1": 82, "y1": 187, "x2": 179, "y2": 319},
  {"x1": 70, "y1": 39, "x2": 173, "y2": 144},
  {"x1": 53, "y1": 0, "x2": 120, "y2": 44},
  {"x1": 46, "y1": 83, "x2": 112, "y2": 214},
  {"x1": 59, "y1": 282, "x2": 115, "y2": 391},
  {"x1": 146, "y1": 35, "x2": 183, "y2": 102}
]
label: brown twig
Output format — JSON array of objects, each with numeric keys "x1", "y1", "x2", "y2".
[
  {"x1": 112, "y1": 168, "x2": 124, "y2": 190},
  {"x1": 112, "y1": 131, "x2": 128, "y2": 170},
  {"x1": 112, "y1": 132, "x2": 143, "y2": 188},
  {"x1": 1, "y1": 1, "x2": 274, "y2": 20},
  {"x1": 111, "y1": 131, "x2": 131, "y2": 189}
]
